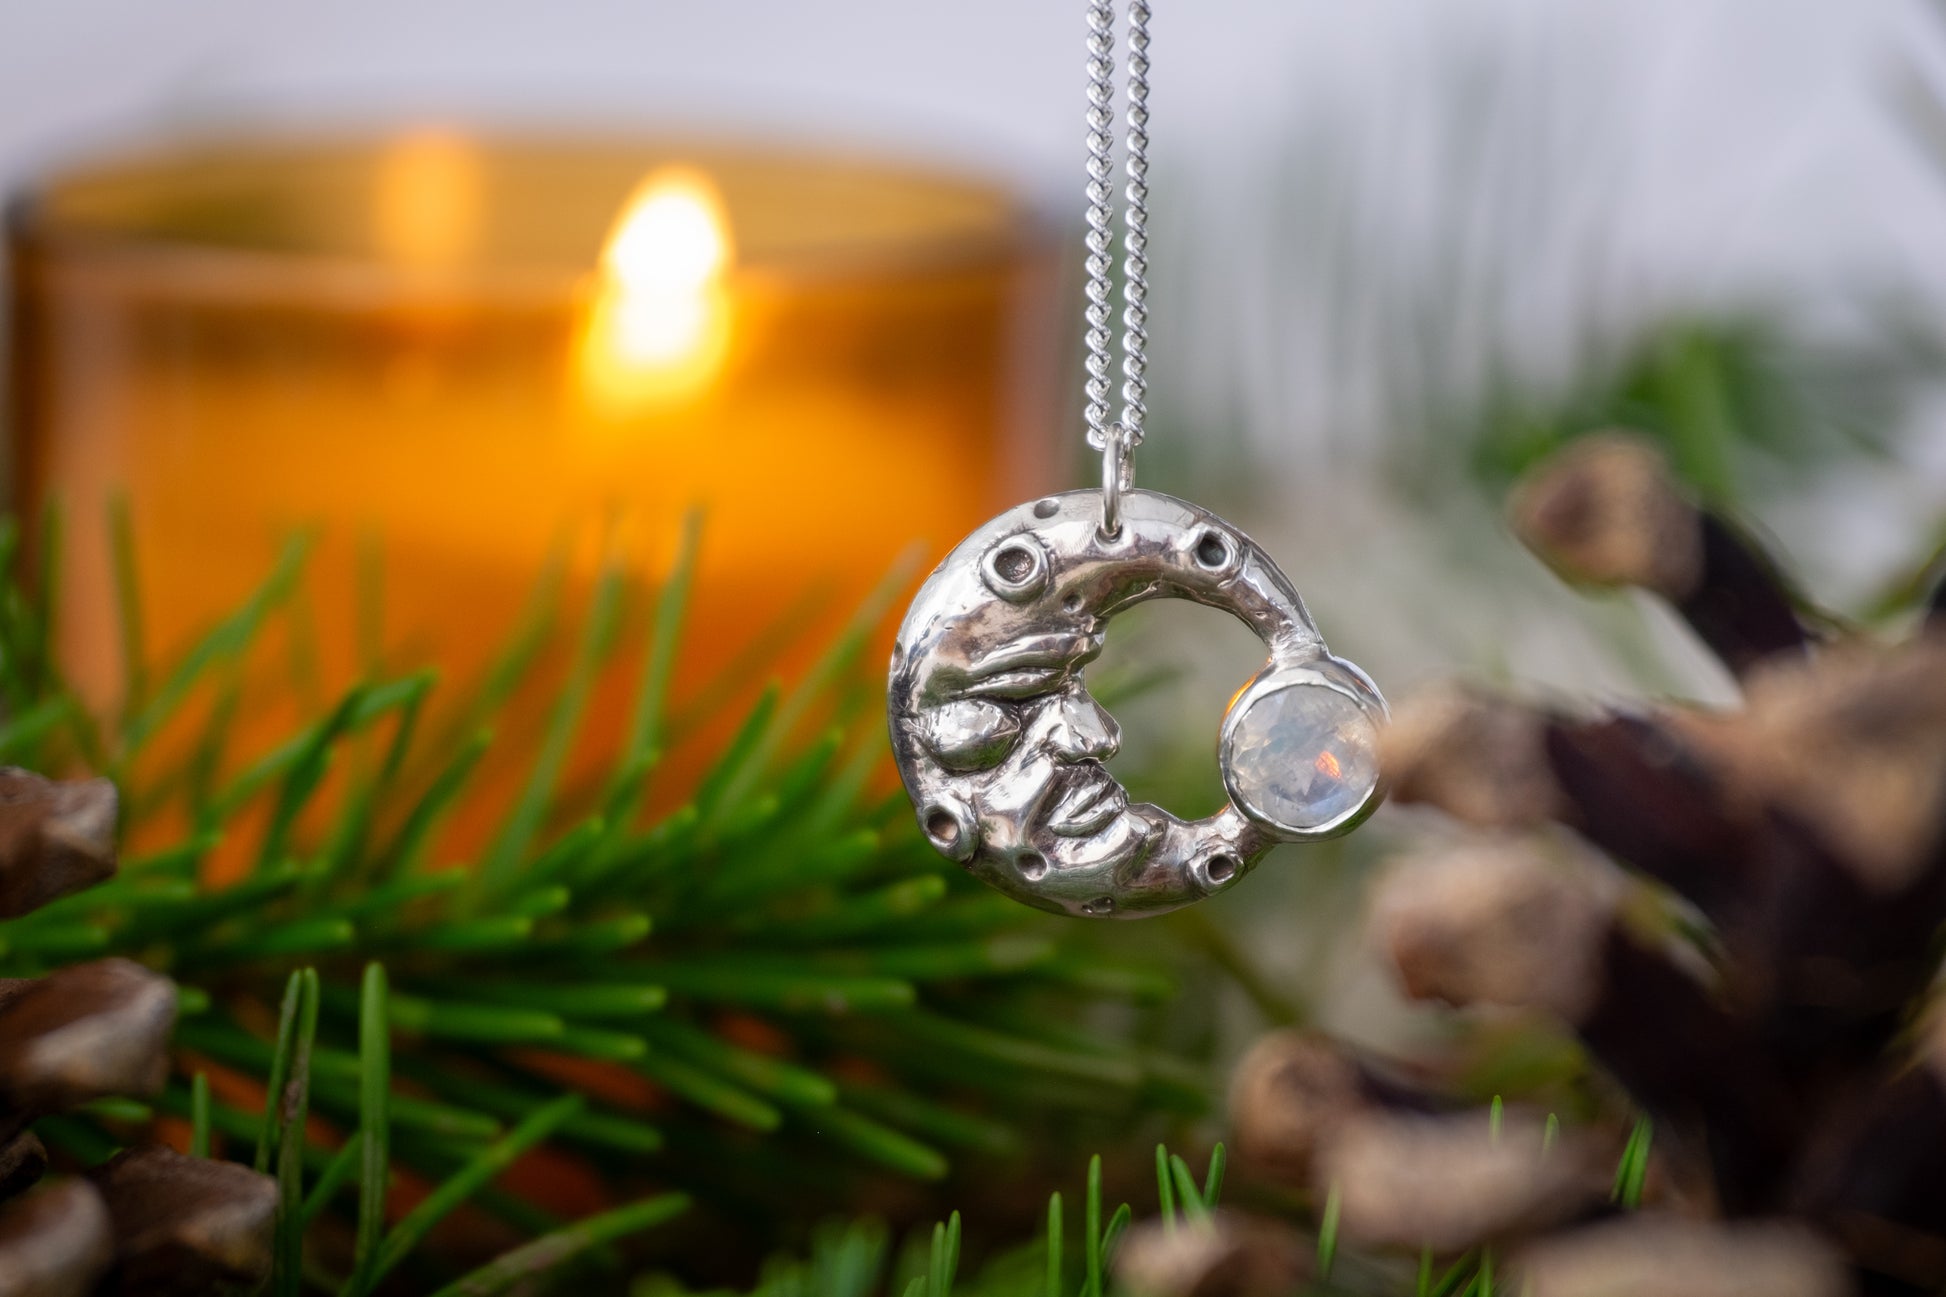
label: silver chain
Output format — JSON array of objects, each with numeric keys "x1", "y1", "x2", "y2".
[{"x1": 1083, "y1": 0, "x2": 1150, "y2": 454}]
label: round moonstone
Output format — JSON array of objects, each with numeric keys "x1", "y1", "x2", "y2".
[{"x1": 1223, "y1": 683, "x2": 1381, "y2": 832}]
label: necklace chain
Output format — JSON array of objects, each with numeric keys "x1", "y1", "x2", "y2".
[{"x1": 1083, "y1": 0, "x2": 1150, "y2": 455}]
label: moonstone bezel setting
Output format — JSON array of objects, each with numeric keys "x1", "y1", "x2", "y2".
[{"x1": 1218, "y1": 658, "x2": 1388, "y2": 840}]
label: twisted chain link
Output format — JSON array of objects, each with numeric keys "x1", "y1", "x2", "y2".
[
  {"x1": 1083, "y1": 0, "x2": 1151, "y2": 454},
  {"x1": 1083, "y1": 2, "x2": 1117, "y2": 450},
  {"x1": 1120, "y1": 0, "x2": 1150, "y2": 450}
]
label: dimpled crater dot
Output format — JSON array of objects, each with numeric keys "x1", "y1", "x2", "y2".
[{"x1": 1225, "y1": 684, "x2": 1380, "y2": 830}]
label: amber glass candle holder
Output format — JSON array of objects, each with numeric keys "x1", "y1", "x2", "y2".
[{"x1": 6, "y1": 132, "x2": 1062, "y2": 771}]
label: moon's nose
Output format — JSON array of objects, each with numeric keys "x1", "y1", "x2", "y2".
[{"x1": 1046, "y1": 689, "x2": 1121, "y2": 763}]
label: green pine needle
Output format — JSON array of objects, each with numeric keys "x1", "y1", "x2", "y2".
[
  {"x1": 189, "y1": 1071, "x2": 211, "y2": 1159},
  {"x1": 1045, "y1": 1193, "x2": 1062, "y2": 1297},
  {"x1": 1613, "y1": 1115, "x2": 1654, "y2": 1208},
  {"x1": 606, "y1": 510, "x2": 700, "y2": 821},
  {"x1": 1167, "y1": 1154, "x2": 1208, "y2": 1225},
  {"x1": 350, "y1": 963, "x2": 392, "y2": 1296},
  {"x1": 1083, "y1": 1155, "x2": 1103, "y2": 1297},
  {"x1": 301, "y1": 1139, "x2": 364, "y2": 1227},
  {"x1": 1201, "y1": 1143, "x2": 1226, "y2": 1207},
  {"x1": 256, "y1": 970, "x2": 308, "y2": 1174},
  {"x1": 1099, "y1": 1204, "x2": 1131, "y2": 1266},
  {"x1": 374, "y1": 727, "x2": 492, "y2": 877},
  {"x1": 1155, "y1": 1144, "x2": 1177, "y2": 1232},
  {"x1": 1430, "y1": 1251, "x2": 1483, "y2": 1297},
  {"x1": 1317, "y1": 1181, "x2": 1342, "y2": 1280},
  {"x1": 428, "y1": 1193, "x2": 690, "y2": 1297},
  {"x1": 814, "y1": 1108, "x2": 948, "y2": 1181},
  {"x1": 634, "y1": 1052, "x2": 780, "y2": 1131},
  {"x1": 927, "y1": 1212, "x2": 961, "y2": 1297},
  {"x1": 481, "y1": 552, "x2": 627, "y2": 893},
  {"x1": 108, "y1": 495, "x2": 146, "y2": 714},
  {"x1": 273, "y1": 968, "x2": 321, "y2": 1297},
  {"x1": 354, "y1": 1094, "x2": 585, "y2": 1296},
  {"x1": 121, "y1": 533, "x2": 308, "y2": 762}
]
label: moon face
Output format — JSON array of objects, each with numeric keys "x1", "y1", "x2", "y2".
[{"x1": 888, "y1": 489, "x2": 1386, "y2": 919}]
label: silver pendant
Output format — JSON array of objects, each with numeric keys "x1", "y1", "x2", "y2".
[{"x1": 888, "y1": 484, "x2": 1386, "y2": 918}]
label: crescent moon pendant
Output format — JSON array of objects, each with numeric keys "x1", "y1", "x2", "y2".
[{"x1": 887, "y1": 488, "x2": 1386, "y2": 918}]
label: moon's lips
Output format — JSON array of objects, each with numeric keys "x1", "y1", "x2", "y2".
[
  {"x1": 888, "y1": 488, "x2": 1386, "y2": 920},
  {"x1": 1046, "y1": 767, "x2": 1126, "y2": 837}
]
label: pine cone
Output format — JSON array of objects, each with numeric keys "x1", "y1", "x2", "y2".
[
  {"x1": 0, "y1": 771, "x2": 116, "y2": 919},
  {"x1": 1347, "y1": 436, "x2": 1946, "y2": 1295},
  {"x1": 0, "y1": 771, "x2": 275, "y2": 1296}
]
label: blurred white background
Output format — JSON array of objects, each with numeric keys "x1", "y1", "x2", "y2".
[{"x1": 5, "y1": 0, "x2": 1941, "y2": 270}]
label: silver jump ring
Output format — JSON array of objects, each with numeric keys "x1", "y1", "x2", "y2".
[{"x1": 1100, "y1": 422, "x2": 1131, "y2": 540}]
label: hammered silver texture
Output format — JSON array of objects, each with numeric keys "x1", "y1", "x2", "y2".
[{"x1": 888, "y1": 489, "x2": 1386, "y2": 919}]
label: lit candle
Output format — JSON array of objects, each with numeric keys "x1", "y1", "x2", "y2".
[
  {"x1": 576, "y1": 167, "x2": 735, "y2": 410},
  {"x1": 8, "y1": 135, "x2": 1063, "y2": 786}
]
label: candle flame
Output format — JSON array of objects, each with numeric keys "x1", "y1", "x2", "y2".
[{"x1": 576, "y1": 168, "x2": 734, "y2": 410}]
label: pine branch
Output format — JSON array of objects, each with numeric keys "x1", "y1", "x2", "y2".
[{"x1": 0, "y1": 511, "x2": 1214, "y2": 1289}]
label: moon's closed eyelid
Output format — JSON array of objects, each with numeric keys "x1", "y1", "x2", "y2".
[
  {"x1": 918, "y1": 699, "x2": 1022, "y2": 771},
  {"x1": 963, "y1": 668, "x2": 1066, "y2": 699}
]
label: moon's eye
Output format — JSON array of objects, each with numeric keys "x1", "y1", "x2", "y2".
[
  {"x1": 920, "y1": 800, "x2": 978, "y2": 862},
  {"x1": 1194, "y1": 530, "x2": 1231, "y2": 569},
  {"x1": 918, "y1": 699, "x2": 1022, "y2": 771},
  {"x1": 981, "y1": 534, "x2": 1050, "y2": 602}
]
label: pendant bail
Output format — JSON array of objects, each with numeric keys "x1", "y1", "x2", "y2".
[{"x1": 1100, "y1": 422, "x2": 1133, "y2": 540}]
